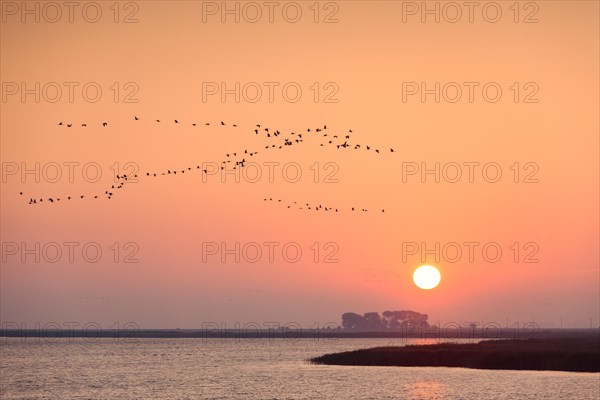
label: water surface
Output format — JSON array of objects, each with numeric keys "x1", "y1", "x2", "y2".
[{"x1": 1, "y1": 338, "x2": 598, "y2": 399}]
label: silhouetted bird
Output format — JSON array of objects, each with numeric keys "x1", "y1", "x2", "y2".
[
  {"x1": 134, "y1": 116, "x2": 139, "y2": 120},
  {"x1": 221, "y1": 121, "x2": 225, "y2": 125},
  {"x1": 67, "y1": 124, "x2": 72, "y2": 127},
  {"x1": 175, "y1": 120, "x2": 179, "y2": 123},
  {"x1": 102, "y1": 122, "x2": 107, "y2": 127}
]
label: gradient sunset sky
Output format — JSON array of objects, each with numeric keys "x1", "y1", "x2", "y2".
[{"x1": 1, "y1": 1, "x2": 598, "y2": 329}]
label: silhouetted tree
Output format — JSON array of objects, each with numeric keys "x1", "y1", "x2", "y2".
[
  {"x1": 341, "y1": 312, "x2": 365, "y2": 330},
  {"x1": 342, "y1": 310, "x2": 429, "y2": 330},
  {"x1": 363, "y1": 312, "x2": 386, "y2": 330}
]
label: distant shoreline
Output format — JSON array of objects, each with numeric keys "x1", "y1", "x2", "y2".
[
  {"x1": 0, "y1": 328, "x2": 597, "y2": 340},
  {"x1": 310, "y1": 336, "x2": 600, "y2": 373}
]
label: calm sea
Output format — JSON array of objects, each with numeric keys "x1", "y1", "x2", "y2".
[{"x1": 1, "y1": 338, "x2": 598, "y2": 399}]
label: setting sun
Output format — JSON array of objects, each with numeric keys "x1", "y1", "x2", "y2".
[{"x1": 413, "y1": 265, "x2": 441, "y2": 290}]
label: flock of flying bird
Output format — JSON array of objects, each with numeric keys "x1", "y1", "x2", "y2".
[
  {"x1": 22, "y1": 117, "x2": 392, "y2": 213},
  {"x1": 264, "y1": 198, "x2": 382, "y2": 213}
]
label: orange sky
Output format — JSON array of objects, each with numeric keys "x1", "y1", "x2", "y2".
[{"x1": 1, "y1": 1, "x2": 598, "y2": 329}]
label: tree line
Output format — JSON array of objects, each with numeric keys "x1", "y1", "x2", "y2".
[{"x1": 341, "y1": 310, "x2": 429, "y2": 330}]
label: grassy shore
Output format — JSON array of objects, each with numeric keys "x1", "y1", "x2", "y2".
[{"x1": 310, "y1": 337, "x2": 600, "y2": 372}]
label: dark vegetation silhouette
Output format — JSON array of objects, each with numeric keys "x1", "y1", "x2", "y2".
[
  {"x1": 341, "y1": 311, "x2": 429, "y2": 330},
  {"x1": 311, "y1": 336, "x2": 600, "y2": 372}
]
